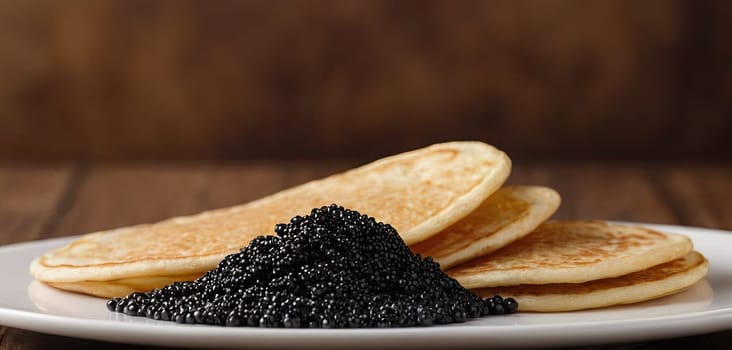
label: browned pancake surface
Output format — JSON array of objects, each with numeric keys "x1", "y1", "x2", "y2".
[
  {"x1": 448, "y1": 221, "x2": 692, "y2": 288},
  {"x1": 474, "y1": 251, "x2": 706, "y2": 297},
  {"x1": 411, "y1": 186, "x2": 560, "y2": 268},
  {"x1": 471, "y1": 251, "x2": 709, "y2": 312},
  {"x1": 412, "y1": 189, "x2": 529, "y2": 257}
]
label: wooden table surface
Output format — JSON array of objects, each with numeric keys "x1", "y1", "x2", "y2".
[{"x1": 1, "y1": 161, "x2": 731, "y2": 349}]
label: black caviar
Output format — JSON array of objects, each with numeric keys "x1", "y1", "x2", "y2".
[{"x1": 107, "y1": 204, "x2": 517, "y2": 327}]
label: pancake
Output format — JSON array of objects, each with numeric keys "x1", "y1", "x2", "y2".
[
  {"x1": 31, "y1": 141, "x2": 511, "y2": 297},
  {"x1": 471, "y1": 251, "x2": 709, "y2": 312},
  {"x1": 448, "y1": 221, "x2": 693, "y2": 289},
  {"x1": 411, "y1": 186, "x2": 560, "y2": 269},
  {"x1": 46, "y1": 274, "x2": 202, "y2": 298}
]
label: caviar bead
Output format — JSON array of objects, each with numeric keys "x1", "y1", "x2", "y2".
[
  {"x1": 417, "y1": 314, "x2": 434, "y2": 327},
  {"x1": 114, "y1": 299, "x2": 127, "y2": 313},
  {"x1": 160, "y1": 309, "x2": 171, "y2": 321},
  {"x1": 492, "y1": 303, "x2": 505, "y2": 315},
  {"x1": 283, "y1": 315, "x2": 301, "y2": 328},
  {"x1": 503, "y1": 298, "x2": 519, "y2": 314},
  {"x1": 226, "y1": 315, "x2": 241, "y2": 327},
  {"x1": 123, "y1": 303, "x2": 139, "y2": 315},
  {"x1": 106, "y1": 299, "x2": 118, "y2": 312}
]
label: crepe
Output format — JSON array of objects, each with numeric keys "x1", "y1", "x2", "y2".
[
  {"x1": 448, "y1": 221, "x2": 693, "y2": 289},
  {"x1": 471, "y1": 251, "x2": 709, "y2": 312},
  {"x1": 411, "y1": 186, "x2": 560, "y2": 269},
  {"x1": 31, "y1": 141, "x2": 511, "y2": 297}
]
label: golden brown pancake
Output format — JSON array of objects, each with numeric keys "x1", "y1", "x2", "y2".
[
  {"x1": 411, "y1": 186, "x2": 560, "y2": 269},
  {"x1": 46, "y1": 274, "x2": 202, "y2": 298},
  {"x1": 31, "y1": 141, "x2": 511, "y2": 297},
  {"x1": 472, "y1": 251, "x2": 709, "y2": 312},
  {"x1": 448, "y1": 221, "x2": 693, "y2": 289}
]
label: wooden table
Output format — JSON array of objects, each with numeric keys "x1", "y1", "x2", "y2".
[{"x1": 1, "y1": 161, "x2": 731, "y2": 349}]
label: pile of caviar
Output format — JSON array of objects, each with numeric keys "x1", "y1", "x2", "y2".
[{"x1": 107, "y1": 204, "x2": 517, "y2": 327}]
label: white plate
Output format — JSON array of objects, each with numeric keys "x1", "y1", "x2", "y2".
[{"x1": 1, "y1": 223, "x2": 731, "y2": 349}]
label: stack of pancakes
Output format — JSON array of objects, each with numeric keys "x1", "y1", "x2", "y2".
[{"x1": 30, "y1": 142, "x2": 708, "y2": 312}]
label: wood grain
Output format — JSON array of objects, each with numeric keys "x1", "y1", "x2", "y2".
[
  {"x1": 655, "y1": 164, "x2": 732, "y2": 230},
  {"x1": 0, "y1": 164, "x2": 74, "y2": 244},
  {"x1": 1, "y1": 162, "x2": 731, "y2": 349},
  {"x1": 508, "y1": 163, "x2": 679, "y2": 225},
  {"x1": 44, "y1": 164, "x2": 215, "y2": 238},
  {"x1": 0, "y1": 0, "x2": 730, "y2": 161},
  {"x1": 205, "y1": 161, "x2": 357, "y2": 208}
]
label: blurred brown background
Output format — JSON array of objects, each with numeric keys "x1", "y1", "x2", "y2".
[{"x1": 0, "y1": 0, "x2": 730, "y2": 162}]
